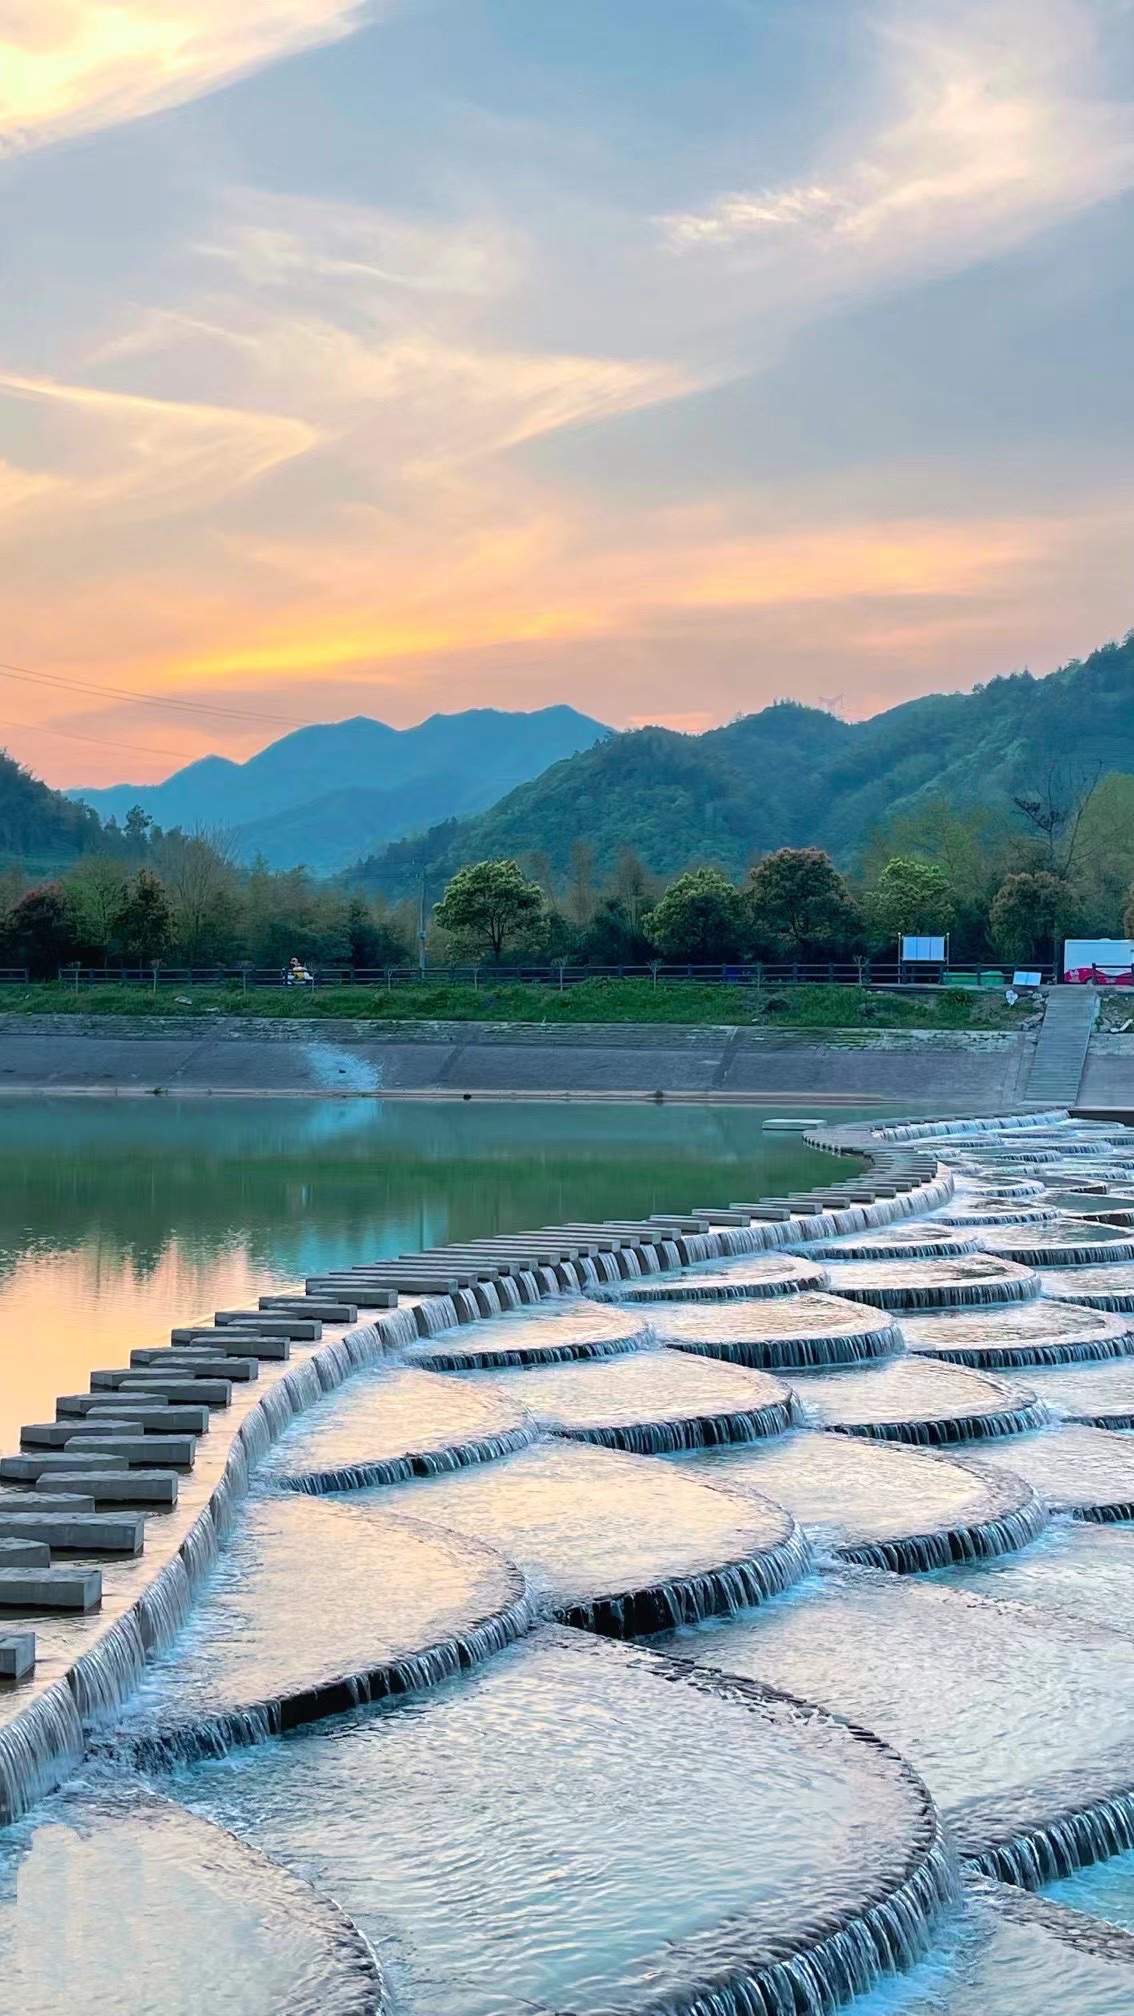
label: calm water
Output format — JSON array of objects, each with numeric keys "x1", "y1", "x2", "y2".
[{"x1": 0, "y1": 1096, "x2": 846, "y2": 1452}]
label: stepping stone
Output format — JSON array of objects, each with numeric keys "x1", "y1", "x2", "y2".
[
  {"x1": 2, "y1": 1453, "x2": 123, "y2": 1482},
  {"x1": 117, "y1": 1378, "x2": 233, "y2": 1406},
  {"x1": 260, "y1": 1298, "x2": 357, "y2": 1322},
  {"x1": 0, "y1": 1512, "x2": 143, "y2": 1554},
  {"x1": 0, "y1": 1538, "x2": 50, "y2": 1568},
  {"x1": 0, "y1": 1630, "x2": 35, "y2": 1679},
  {"x1": 63, "y1": 1434, "x2": 196, "y2": 1469},
  {"x1": 38, "y1": 1470, "x2": 178, "y2": 1506},
  {"x1": 20, "y1": 1421, "x2": 136, "y2": 1449},
  {"x1": 0, "y1": 1566, "x2": 101, "y2": 1611}
]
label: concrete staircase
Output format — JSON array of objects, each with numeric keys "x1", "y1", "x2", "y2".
[{"x1": 1025, "y1": 986, "x2": 1099, "y2": 1105}]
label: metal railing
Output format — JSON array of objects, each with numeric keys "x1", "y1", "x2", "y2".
[{"x1": 36, "y1": 959, "x2": 1057, "y2": 991}]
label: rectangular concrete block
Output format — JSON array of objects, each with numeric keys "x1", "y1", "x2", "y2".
[
  {"x1": 85, "y1": 1404, "x2": 209, "y2": 1435},
  {"x1": 167, "y1": 1334, "x2": 289, "y2": 1361},
  {"x1": 306, "y1": 1280, "x2": 398, "y2": 1307},
  {"x1": 117, "y1": 1377, "x2": 233, "y2": 1406},
  {"x1": 21, "y1": 1421, "x2": 136, "y2": 1449},
  {"x1": 213, "y1": 1312, "x2": 321, "y2": 1339},
  {"x1": 0, "y1": 1512, "x2": 143, "y2": 1555},
  {"x1": 41, "y1": 1471, "x2": 178, "y2": 1506},
  {"x1": 0, "y1": 1566, "x2": 102, "y2": 1611},
  {"x1": 0, "y1": 1492, "x2": 96, "y2": 1513},
  {"x1": 153, "y1": 1351, "x2": 259, "y2": 1380},
  {"x1": 66, "y1": 1434, "x2": 196, "y2": 1469},
  {"x1": 0, "y1": 1631, "x2": 35, "y2": 1679},
  {"x1": 0, "y1": 1537, "x2": 50, "y2": 1568},
  {"x1": 1, "y1": 1453, "x2": 122, "y2": 1482},
  {"x1": 260, "y1": 1298, "x2": 357, "y2": 1322}
]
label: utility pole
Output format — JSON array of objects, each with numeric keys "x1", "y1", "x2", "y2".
[{"x1": 418, "y1": 867, "x2": 428, "y2": 977}]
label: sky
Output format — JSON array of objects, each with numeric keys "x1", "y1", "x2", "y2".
[{"x1": 1, "y1": 0, "x2": 1133, "y2": 788}]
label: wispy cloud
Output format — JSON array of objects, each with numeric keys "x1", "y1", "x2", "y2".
[
  {"x1": 0, "y1": 370, "x2": 318, "y2": 530},
  {"x1": 662, "y1": 1, "x2": 1134, "y2": 275},
  {"x1": 0, "y1": 0, "x2": 376, "y2": 155}
]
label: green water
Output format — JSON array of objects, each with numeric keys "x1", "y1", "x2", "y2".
[{"x1": 0, "y1": 1098, "x2": 854, "y2": 1449}]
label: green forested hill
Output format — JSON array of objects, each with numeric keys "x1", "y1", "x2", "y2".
[
  {"x1": 355, "y1": 633, "x2": 1134, "y2": 894},
  {"x1": 0, "y1": 749, "x2": 101, "y2": 867}
]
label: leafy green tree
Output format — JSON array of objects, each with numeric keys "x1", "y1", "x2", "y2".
[
  {"x1": 990, "y1": 871, "x2": 1073, "y2": 964},
  {"x1": 746, "y1": 848, "x2": 862, "y2": 957},
  {"x1": 67, "y1": 857, "x2": 128, "y2": 965},
  {"x1": 581, "y1": 895, "x2": 654, "y2": 965},
  {"x1": 647, "y1": 868, "x2": 746, "y2": 962},
  {"x1": 346, "y1": 895, "x2": 410, "y2": 968},
  {"x1": 115, "y1": 869, "x2": 173, "y2": 965},
  {"x1": 152, "y1": 830, "x2": 239, "y2": 964},
  {"x1": 4, "y1": 883, "x2": 77, "y2": 978},
  {"x1": 869, "y1": 858, "x2": 955, "y2": 943},
  {"x1": 434, "y1": 859, "x2": 544, "y2": 961}
]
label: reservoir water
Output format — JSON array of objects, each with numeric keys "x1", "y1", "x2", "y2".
[{"x1": 0, "y1": 1097, "x2": 840, "y2": 1452}]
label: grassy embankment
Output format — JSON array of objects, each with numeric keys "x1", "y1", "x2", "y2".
[{"x1": 0, "y1": 979, "x2": 1032, "y2": 1030}]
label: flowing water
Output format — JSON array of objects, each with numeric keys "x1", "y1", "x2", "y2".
[
  {"x1": 263, "y1": 1366, "x2": 539, "y2": 1490},
  {"x1": 115, "y1": 1498, "x2": 532, "y2": 1762},
  {"x1": 897, "y1": 1301, "x2": 1134, "y2": 1368},
  {"x1": 12, "y1": 1102, "x2": 1134, "y2": 2010},
  {"x1": 449, "y1": 1347, "x2": 797, "y2": 1451},
  {"x1": 0, "y1": 1791, "x2": 385, "y2": 2014},
  {"x1": 651, "y1": 1291, "x2": 903, "y2": 1369},
  {"x1": 161, "y1": 1627, "x2": 955, "y2": 2016},
  {"x1": 377, "y1": 1438, "x2": 810, "y2": 1631},
  {"x1": 788, "y1": 1355, "x2": 1048, "y2": 1443},
  {"x1": 680, "y1": 1569, "x2": 1134, "y2": 1878},
  {"x1": 938, "y1": 1521, "x2": 1134, "y2": 1633},
  {"x1": 668, "y1": 1430, "x2": 1047, "y2": 1570}
]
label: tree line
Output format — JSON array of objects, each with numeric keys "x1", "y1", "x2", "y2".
[{"x1": 4, "y1": 766, "x2": 1134, "y2": 978}]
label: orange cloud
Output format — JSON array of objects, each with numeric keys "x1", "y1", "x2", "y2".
[{"x1": 0, "y1": 1, "x2": 372, "y2": 154}]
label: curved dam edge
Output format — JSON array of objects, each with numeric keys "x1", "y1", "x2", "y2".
[
  {"x1": 0, "y1": 1011, "x2": 1039, "y2": 1104},
  {"x1": 0, "y1": 1128, "x2": 953, "y2": 1828}
]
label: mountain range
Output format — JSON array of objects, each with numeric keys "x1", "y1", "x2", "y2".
[
  {"x1": 68, "y1": 707, "x2": 609, "y2": 873},
  {"x1": 356, "y1": 632, "x2": 1134, "y2": 895}
]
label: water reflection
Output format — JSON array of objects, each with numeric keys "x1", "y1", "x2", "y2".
[{"x1": 0, "y1": 1097, "x2": 842, "y2": 1451}]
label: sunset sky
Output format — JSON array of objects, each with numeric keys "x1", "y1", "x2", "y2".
[{"x1": 2, "y1": 0, "x2": 1133, "y2": 787}]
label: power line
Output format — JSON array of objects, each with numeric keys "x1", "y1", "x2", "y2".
[
  {"x1": 0, "y1": 657, "x2": 308, "y2": 729},
  {"x1": 0, "y1": 716, "x2": 189, "y2": 761}
]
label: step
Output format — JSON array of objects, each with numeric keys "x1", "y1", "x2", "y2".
[
  {"x1": 21, "y1": 1420, "x2": 137, "y2": 1449},
  {"x1": 0, "y1": 1538, "x2": 50, "y2": 1568},
  {"x1": 38, "y1": 1471, "x2": 178, "y2": 1507},
  {"x1": 0, "y1": 1567, "x2": 102, "y2": 1612},
  {"x1": 116, "y1": 1378, "x2": 233, "y2": 1406},
  {"x1": 2, "y1": 1453, "x2": 124, "y2": 1483},
  {"x1": 0, "y1": 1492, "x2": 96, "y2": 1514},
  {"x1": 260, "y1": 1298, "x2": 358, "y2": 1322},
  {"x1": 64, "y1": 1434, "x2": 196, "y2": 1470},
  {"x1": 0, "y1": 1631, "x2": 35, "y2": 1679},
  {"x1": 85, "y1": 1403, "x2": 209, "y2": 1435},
  {"x1": 306, "y1": 1282, "x2": 398, "y2": 1307},
  {"x1": 165, "y1": 1334, "x2": 288, "y2": 1361},
  {"x1": 0, "y1": 1512, "x2": 144, "y2": 1555},
  {"x1": 212, "y1": 1313, "x2": 321, "y2": 1339},
  {"x1": 58, "y1": 1392, "x2": 174, "y2": 1418}
]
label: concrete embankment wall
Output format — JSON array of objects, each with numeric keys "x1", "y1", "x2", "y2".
[{"x1": 0, "y1": 1013, "x2": 1044, "y2": 1105}]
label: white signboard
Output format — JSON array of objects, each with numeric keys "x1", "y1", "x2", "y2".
[
  {"x1": 900, "y1": 936, "x2": 947, "y2": 962},
  {"x1": 1064, "y1": 938, "x2": 1134, "y2": 983}
]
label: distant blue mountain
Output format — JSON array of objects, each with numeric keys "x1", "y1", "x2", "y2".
[{"x1": 69, "y1": 706, "x2": 609, "y2": 873}]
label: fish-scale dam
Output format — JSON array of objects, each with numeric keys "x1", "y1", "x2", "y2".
[{"x1": 8, "y1": 1098, "x2": 1134, "y2": 2010}]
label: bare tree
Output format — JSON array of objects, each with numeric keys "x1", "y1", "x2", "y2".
[{"x1": 1012, "y1": 762, "x2": 1102, "y2": 876}]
